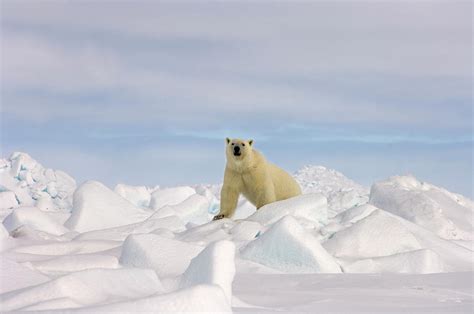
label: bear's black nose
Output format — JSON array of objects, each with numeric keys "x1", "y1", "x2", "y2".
[{"x1": 234, "y1": 146, "x2": 240, "y2": 153}]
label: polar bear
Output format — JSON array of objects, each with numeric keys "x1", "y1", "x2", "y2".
[{"x1": 214, "y1": 138, "x2": 302, "y2": 220}]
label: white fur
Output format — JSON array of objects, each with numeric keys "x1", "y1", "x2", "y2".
[{"x1": 218, "y1": 138, "x2": 302, "y2": 218}]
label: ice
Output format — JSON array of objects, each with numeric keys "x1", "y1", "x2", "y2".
[
  {"x1": 294, "y1": 165, "x2": 369, "y2": 216},
  {"x1": 341, "y1": 249, "x2": 444, "y2": 274},
  {"x1": 27, "y1": 254, "x2": 120, "y2": 275},
  {"x1": 0, "y1": 191, "x2": 18, "y2": 209},
  {"x1": 0, "y1": 268, "x2": 164, "y2": 311},
  {"x1": 0, "y1": 223, "x2": 9, "y2": 239},
  {"x1": 0, "y1": 257, "x2": 50, "y2": 294},
  {"x1": 65, "y1": 180, "x2": 151, "y2": 232},
  {"x1": 0, "y1": 152, "x2": 472, "y2": 312},
  {"x1": 76, "y1": 215, "x2": 186, "y2": 241},
  {"x1": 12, "y1": 240, "x2": 121, "y2": 256},
  {"x1": 323, "y1": 209, "x2": 422, "y2": 259},
  {"x1": 0, "y1": 153, "x2": 76, "y2": 212},
  {"x1": 241, "y1": 216, "x2": 342, "y2": 273},
  {"x1": 3, "y1": 206, "x2": 69, "y2": 236},
  {"x1": 370, "y1": 175, "x2": 474, "y2": 240},
  {"x1": 119, "y1": 234, "x2": 203, "y2": 277},
  {"x1": 180, "y1": 240, "x2": 235, "y2": 304},
  {"x1": 114, "y1": 183, "x2": 153, "y2": 208},
  {"x1": 246, "y1": 193, "x2": 328, "y2": 226},
  {"x1": 83, "y1": 284, "x2": 231, "y2": 313},
  {"x1": 169, "y1": 193, "x2": 212, "y2": 224},
  {"x1": 149, "y1": 186, "x2": 196, "y2": 210}
]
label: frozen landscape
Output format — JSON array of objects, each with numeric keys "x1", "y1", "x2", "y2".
[{"x1": 0, "y1": 152, "x2": 472, "y2": 312}]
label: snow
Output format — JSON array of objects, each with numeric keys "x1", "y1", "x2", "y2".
[
  {"x1": 83, "y1": 284, "x2": 232, "y2": 313},
  {"x1": 65, "y1": 180, "x2": 151, "y2": 232},
  {"x1": 241, "y1": 216, "x2": 342, "y2": 273},
  {"x1": 246, "y1": 193, "x2": 328, "y2": 226},
  {"x1": 341, "y1": 249, "x2": 444, "y2": 274},
  {"x1": 323, "y1": 209, "x2": 422, "y2": 258},
  {"x1": 180, "y1": 240, "x2": 235, "y2": 304},
  {"x1": 114, "y1": 183, "x2": 153, "y2": 208},
  {"x1": 3, "y1": 207, "x2": 69, "y2": 236},
  {"x1": 149, "y1": 186, "x2": 196, "y2": 210},
  {"x1": 370, "y1": 175, "x2": 474, "y2": 240},
  {"x1": 0, "y1": 191, "x2": 18, "y2": 210},
  {"x1": 294, "y1": 165, "x2": 369, "y2": 216},
  {"x1": 119, "y1": 234, "x2": 203, "y2": 277},
  {"x1": 0, "y1": 152, "x2": 472, "y2": 312},
  {"x1": 0, "y1": 268, "x2": 164, "y2": 311}
]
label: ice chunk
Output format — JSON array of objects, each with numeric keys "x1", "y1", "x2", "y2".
[
  {"x1": 149, "y1": 186, "x2": 196, "y2": 210},
  {"x1": 28, "y1": 254, "x2": 120, "y2": 275},
  {"x1": 3, "y1": 207, "x2": 69, "y2": 235},
  {"x1": 0, "y1": 191, "x2": 19, "y2": 209},
  {"x1": 171, "y1": 194, "x2": 211, "y2": 224},
  {"x1": 323, "y1": 209, "x2": 422, "y2": 259},
  {"x1": 241, "y1": 216, "x2": 341, "y2": 273},
  {"x1": 83, "y1": 284, "x2": 231, "y2": 313},
  {"x1": 9, "y1": 152, "x2": 38, "y2": 177},
  {"x1": 76, "y1": 215, "x2": 186, "y2": 241},
  {"x1": 65, "y1": 181, "x2": 151, "y2": 233},
  {"x1": 246, "y1": 193, "x2": 328, "y2": 226},
  {"x1": 0, "y1": 257, "x2": 50, "y2": 294},
  {"x1": 341, "y1": 249, "x2": 444, "y2": 274},
  {"x1": 180, "y1": 240, "x2": 235, "y2": 304},
  {"x1": 370, "y1": 175, "x2": 474, "y2": 240},
  {"x1": 13, "y1": 240, "x2": 121, "y2": 255},
  {"x1": 230, "y1": 221, "x2": 262, "y2": 241},
  {"x1": 0, "y1": 268, "x2": 164, "y2": 311},
  {"x1": 114, "y1": 183, "x2": 151, "y2": 207},
  {"x1": 120, "y1": 234, "x2": 203, "y2": 277},
  {"x1": 294, "y1": 165, "x2": 369, "y2": 216},
  {"x1": 335, "y1": 204, "x2": 378, "y2": 225}
]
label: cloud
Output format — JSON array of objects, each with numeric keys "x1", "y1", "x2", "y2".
[{"x1": 1, "y1": 0, "x2": 471, "y2": 133}]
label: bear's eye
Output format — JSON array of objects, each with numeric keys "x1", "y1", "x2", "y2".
[
  {"x1": 231, "y1": 143, "x2": 235, "y2": 146},
  {"x1": 242, "y1": 143, "x2": 245, "y2": 146}
]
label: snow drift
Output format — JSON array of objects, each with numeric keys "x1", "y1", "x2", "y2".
[{"x1": 0, "y1": 152, "x2": 472, "y2": 312}]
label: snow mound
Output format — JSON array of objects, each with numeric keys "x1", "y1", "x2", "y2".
[
  {"x1": 3, "y1": 206, "x2": 69, "y2": 236},
  {"x1": 241, "y1": 216, "x2": 342, "y2": 273},
  {"x1": 0, "y1": 268, "x2": 164, "y2": 311},
  {"x1": 246, "y1": 193, "x2": 328, "y2": 226},
  {"x1": 12, "y1": 240, "x2": 121, "y2": 256},
  {"x1": 342, "y1": 249, "x2": 444, "y2": 274},
  {"x1": 165, "y1": 193, "x2": 212, "y2": 224},
  {"x1": 180, "y1": 240, "x2": 235, "y2": 304},
  {"x1": 149, "y1": 186, "x2": 196, "y2": 210},
  {"x1": 323, "y1": 209, "x2": 422, "y2": 259},
  {"x1": 65, "y1": 180, "x2": 151, "y2": 233},
  {"x1": 369, "y1": 175, "x2": 474, "y2": 240},
  {"x1": 28, "y1": 254, "x2": 120, "y2": 275},
  {"x1": 83, "y1": 284, "x2": 231, "y2": 313},
  {"x1": 114, "y1": 183, "x2": 154, "y2": 208},
  {"x1": 0, "y1": 257, "x2": 50, "y2": 294},
  {"x1": 76, "y1": 215, "x2": 186, "y2": 241},
  {"x1": 0, "y1": 152, "x2": 76, "y2": 212},
  {"x1": 119, "y1": 234, "x2": 203, "y2": 277},
  {"x1": 294, "y1": 165, "x2": 369, "y2": 216}
]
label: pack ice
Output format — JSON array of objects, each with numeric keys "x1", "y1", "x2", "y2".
[{"x1": 0, "y1": 152, "x2": 472, "y2": 312}]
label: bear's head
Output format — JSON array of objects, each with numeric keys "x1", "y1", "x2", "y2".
[{"x1": 225, "y1": 138, "x2": 254, "y2": 163}]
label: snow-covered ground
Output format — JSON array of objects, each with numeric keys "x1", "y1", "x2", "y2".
[{"x1": 0, "y1": 152, "x2": 472, "y2": 312}]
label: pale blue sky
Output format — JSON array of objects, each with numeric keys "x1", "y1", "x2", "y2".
[{"x1": 1, "y1": 1, "x2": 472, "y2": 196}]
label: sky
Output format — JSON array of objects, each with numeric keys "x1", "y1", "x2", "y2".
[{"x1": 1, "y1": 1, "x2": 472, "y2": 197}]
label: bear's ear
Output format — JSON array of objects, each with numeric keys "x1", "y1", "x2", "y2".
[
  {"x1": 226, "y1": 137, "x2": 231, "y2": 144},
  {"x1": 248, "y1": 139, "x2": 254, "y2": 146}
]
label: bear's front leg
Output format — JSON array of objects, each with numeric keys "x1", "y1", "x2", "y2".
[{"x1": 215, "y1": 185, "x2": 239, "y2": 220}]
